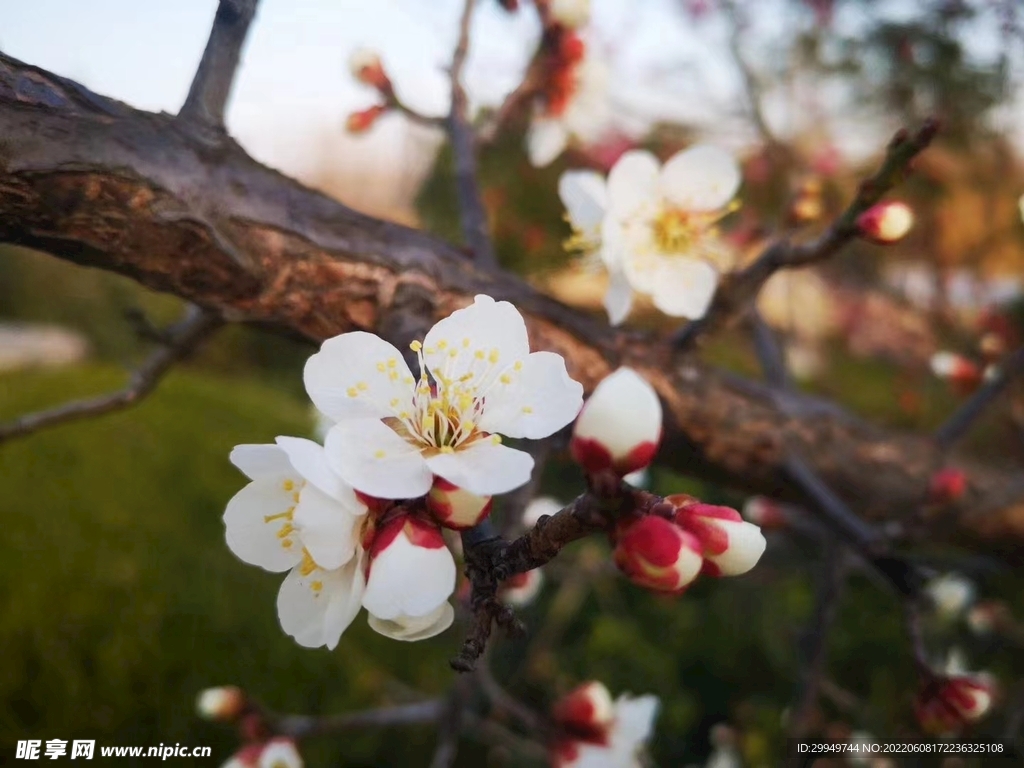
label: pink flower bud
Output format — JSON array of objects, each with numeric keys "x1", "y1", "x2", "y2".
[
  {"x1": 915, "y1": 676, "x2": 994, "y2": 735},
  {"x1": 856, "y1": 201, "x2": 913, "y2": 244},
  {"x1": 742, "y1": 496, "x2": 787, "y2": 529},
  {"x1": 928, "y1": 468, "x2": 967, "y2": 504},
  {"x1": 427, "y1": 477, "x2": 492, "y2": 530},
  {"x1": 930, "y1": 352, "x2": 983, "y2": 395},
  {"x1": 571, "y1": 368, "x2": 662, "y2": 476},
  {"x1": 613, "y1": 515, "x2": 703, "y2": 592},
  {"x1": 347, "y1": 48, "x2": 392, "y2": 92},
  {"x1": 345, "y1": 104, "x2": 386, "y2": 134},
  {"x1": 195, "y1": 685, "x2": 245, "y2": 722},
  {"x1": 673, "y1": 501, "x2": 766, "y2": 577},
  {"x1": 500, "y1": 568, "x2": 545, "y2": 607},
  {"x1": 552, "y1": 681, "x2": 615, "y2": 738}
]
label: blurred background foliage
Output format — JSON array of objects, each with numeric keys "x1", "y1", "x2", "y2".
[{"x1": 3, "y1": 0, "x2": 1024, "y2": 765}]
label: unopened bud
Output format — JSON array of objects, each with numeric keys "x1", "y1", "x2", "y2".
[
  {"x1": 427, "y1": 477, "x2": 492, "y2": 530},
  {"x1": 789, "y1": 178, "x2": 823, "y2": 225},
  {"x1": 672, "y1": 500, "x2": 766, "y2": 577},
  {"x1": 345, "y1": 104, "x2": 387, "y2": 134},
  {"x1": 550, "y1": 0, "x2": 591, "y2": 29},
  {"x1": 552, "y1": 681, "x2": 615, "y2": 737},
  {"x1": 613, "y1": 514, "x2": 703, "y2": 592},
  {"x1": 347, "y1": 48, "x2": 392, "y2": 92},
  {"x1": 915, "y1": 676, "x2": 994, "y2": 735},
  {"x1": 500, "y1": 568, "x2": 545, "y2": 607},
  {"x1": 856, "y1": 201, "x2": 913, "y2": 244},
  {"x1": 742, "y1": 496, "x2": 787, "y2": 529},
  {"x1": 928, "y1": 468, "x2": 967, "y2": 505},
  {"x1": 930, "y1": 352, "x2": 982, "y2": 395},
  {"x1": 196, "y1": 686, "x2": 245, "y2": 721},
  {"x1": 924, "y1": 573, "x2": 975, "y2": 621},
  {"x1": 571, "y1": 368, "x2": 662, "y2": 476}
]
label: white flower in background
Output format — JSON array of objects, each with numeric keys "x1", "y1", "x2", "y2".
[
  {"x1": 705, "y1": 723, "x2": 741, "y2": 768},
  {"x1": 225, "y1": 439, "x2": 368, "y2": 649},
  {"x1": 523, "y1": 495, "x2": 564, "y2": 528},
  {"x1": 560, "y1": 145, "x2": 741, "y2": 324},
  {"x1": 925, "y1": 573, "x2": 975, "y2": 621},
  {"x1": 306, "y1": 295, "x2": 583, "y2": 499},
  {"x1": 500, "y1": 568, "x2": 545, "y2": 606},
  {"x1": 528, "y1": 43, "x2": 612, "y2": 167},
  {"x1": 549, "y1": 0, "x2": 591, "y2": 28},
  {"x1": 196, "y1": 686, "x2": 245, "y2": 721},
  {"x1": 551, "y1": 681, "x2": 660, "y2": 768},
  {"x1": 257, "y1": 739, "x2": 303, "y2": 768}
]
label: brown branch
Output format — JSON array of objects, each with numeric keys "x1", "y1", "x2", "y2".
[
  {"x1": 1, "y1": 55, "x2": 1023, "y2": 555},
  {"x1": 178, "y1": 0, "x2": 260, "y2": 128},
  {"x1": 270, "y1": 700, "x2": 444, "y2": 740},
  {"x1": 0, "y1": 306, "x2": 222, "y2": 444},
  {"x1": 672, "y1": 119, "x2": 939, "y2": 350},
  {"x1": 935, "y1": 345, "x2": 1024, "y2": 449},
  {"x1": 448, "y1": 0, "x2": 498, "y2": 268}
]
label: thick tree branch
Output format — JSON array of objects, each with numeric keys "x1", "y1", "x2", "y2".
[
  {"x1": 0, "y1": 306, "x2": 221, "y2": 443},
  {"x1": 935, "y1": 345, "x2": 1024, "y2": 449},
  {"x1": 672, "y1": 119, "x2": 939, "y2": 350},
  {"x1": 179, "y1": 0, "x2": 259, "y2": 128},
  {"x1": 1, "y1": 55, "x2": 1022, "y2": 555},
  {"x1": 448, "y1": 0, "x2": 498, "y2": 268}
]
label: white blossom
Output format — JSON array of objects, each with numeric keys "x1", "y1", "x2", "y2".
[
  {"x1": 306, "y1": 295, "x2": 583, "y2": 499},
  {"x1": 560, "y1": 145, "x2": 741, "y2": 324}
]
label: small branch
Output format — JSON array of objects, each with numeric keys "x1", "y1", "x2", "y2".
[
  {"x1": 789, "y1": 542, "x2": 849, "y2": 738},
  {"x1": 272, "y1": 700, "x2": 444, "y2": 740},
  {"x1": 178, "y1": 0, "x2": 260, "y2": 128},
  {"x1": 722, "y1": 0, "x2": 778, "y2": 148},
  {"x1": 935, "y1": 345, "x2": 1024, "y2": 449},
  {"x1": 748, "y1": 310, "x2": 791, "y2": 389},
  {"x1": 0, "y1": 306, "x2": 222, "y2": 445},
  {"x1": 477, "y1": 73, "x2": 542, "y2": 146},
  {"x1": 448, "y1": 0, "x2": 499, "y2": 268},
  {"x1": 429, "y1": 680, "x2": 470, "y2": 768},
  {"x1": 903, "y1": 600, "x2": 935, "y2": 678},
  {"x1": 672, "y1": 119, "x2": 938, "y2": 350},
  {"x1": 390, "y1": 99, "x2": 446, "y2": 129},
  {"x1": 477, "y1": 655, "x2": 546, "y2": 735}
]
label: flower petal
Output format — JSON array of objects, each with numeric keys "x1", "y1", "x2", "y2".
[
  {"x1": 606, "y1": 150, "x2": 660, "y2": 217},
  {"x1": 659, "y1": 144, "x2": 740, "y2": 212},
  {"x1": 304, "y1": 331, "x2": 415, "y2": 422},
  {"x1": 527, "y1": 117, "x2": 569, "y2": 167},
  {"x1": 478, "y1": 352, "x2": 583, "y2": 439},
  {"x1": 426, "y1": 441, "x2": 535, "y2": 496},
  {"x1": 650, "y1": 259, "x2": 718, "y2": 319},
  {"x1": 224, "y1": 477, "x2": 303, "y2": 572},
  {"x1": 367, "y1": 602, "x2": 455, "y2": 642},
  {"x1": 362, "y1": 525, "x2": 456, "y2": 620},
  {"x1": 276, "y1": 556, "x2": 365, "y2": 650},
  {"x1": 421, "y1": 295, "x2": 531, "y2": 383},
  {"x1": 613, "y1": 694, "x2": 660, "y2": 746},
  {"x1": 559, "y1": 170, "x2": 608, "y2": 234},
  {"x1": 275, "y1": 435, "x2": 363, "y2": 511},
  {"x1": 230, "y1": 444, "x2": 290, "y2": 480},
  {"x1": 604, "y1": 267, "x2": 634, "y2": 325},
  {"x1": 324, "y1": 419, "x2": 432, "y2": 499},
  {"x1": 292, "y1": 483, "x2": 357, "y2": 570}
]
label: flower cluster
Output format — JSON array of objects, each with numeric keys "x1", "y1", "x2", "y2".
[
  {"x1": 526, "y1": 12, "x2": 611, "y2": 167},
  {"x1": 549, "y1": 681, "x2": 659, "y2": 768},
  {"x1": 915, "y1": 675, "x2": 994, "y2": 735},
  {"x1": 560, "y1": 146, "x2": 741, "y2": 324},
  {"x1": 223, "y1": 296, "x2": 583, "y2": 648}
]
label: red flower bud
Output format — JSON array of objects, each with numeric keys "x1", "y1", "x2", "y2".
[
  {"x1": 345, "y1": 104, "x2": 387, "y2": 134},
  {"x1": 613, "y1": 515, "x2": 702, "y2": 592},
  {"x1": 571, "y1": 368, "x2": 662, "y2": 476},
  {"x1": 347, "y1": 49, "x2": 392, "y2": 93},
  {"x1": 928, "y1": 467, "x2": 967, "y2": 504},
  {"x1": 915, "y1": 676, "x2": 994, "y2": 735},
  {"x1": 673, "y1": 502, "x2": 766, "y2": 577},
  {"x1": 427, "y1": 477, "x2": 492, "y2": 530},
  {"x1": 552, "y1": 681, "x2": 615, "y2": 740},
  {"x1": 856, "y1": 201, "x2": 913, "y2": 244},
  {"x1": 741, "y1": 496, "x2": 788, "y2": 530}
]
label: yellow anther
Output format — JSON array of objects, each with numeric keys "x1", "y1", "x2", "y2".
[
  {"x1": 462, "y1": 338, "x2": 471, "y2": 348},
  {"x1": 376, "y1": 362, "x2": 386, "y2": 372},
  {"x1": 474, "y1": 350, "x2": 485, "y2": 360},
  {"x1": 387, "y1": 358, "x2": 397, "y2": 368},
  {"x1": 491, "y1": 435, "x2": 502, "y2": 445},
  {"x1": 347, "y1": 387, "x2": 358, "y2": 397},
  {"x1": 463, "y1": 420, "x2": 475, "y2": 432},
  {"x1": 459, "y1": 372, "x2": 474, "y2": 382},
  {"x1": 277, "y1": 523, "x2": 295, "y2": 539},
  {"x1": 404, "y1": 376, "x2": 415, "y2": 385},
  {"x1": 500, "y1": 374, "x2": 511, "y2": 385},
  {"x1": 488, "y1": 348, "x2": 500, "y2": 364},
  {"x1": 282, "y1": 479, "x2": 295, "y2": 492},
  {"x1": 281, "y1": 539, "x2": 294, "y2": 549},
  {"x1": 448, "y1": 349, "x2": 458, "y2": 358},
  {"x1": 263, "y1": 510, "x2": 294, "y2": 524},
  {"x1": 425, "y1": 346, "x2": 436, "y2": 355},
  {"x1": 514, "y1": 361, "x2": 523, "y2": 371},
  {"x1": 437, "y1": 340, "x2": 448, "y2": 350},
  {"x1": 299, "y1": 550, "x2": 317, "y2": 576},
  {"x1": 374, "y1": 449, "x2": 387, "y2": 459},
  {"x1": 357, "y1": 381, "x2": 368, "y2": 391},
  {"x1": 410, "y1": 340, "x2": 423, "y2": 352},
  {"x1": 310, "y1": 580, "x2": 323, "y2": 593},
  {"x1": 389, "y1": 371, "x2": 399, "y2": 381},
  {"x1": 440, "y1": 446, "x2": 455, "y2": 454},
  {"x1": 390, "y1": 398, "x2": 400, "y2": 407},
  {"x1": 522, "y1": 406, "x2": 534, "y2": 414},
  {"x1": 399, "y1": 411, "x2": 410, "y2": 419},
  {"x1": 292, "y1": 491, "x2": 301, "y2": 504}
]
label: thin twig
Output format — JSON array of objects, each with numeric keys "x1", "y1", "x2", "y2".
[
  {"x1": 0, "y1": 306, "x2": 222, "y2": 444},
  {"x1": 935, "y1": 344, "x2": 1024, "y2": 449},
  {"x1": 721, "y1": 0, "x2": 779, "y2": 148},
  {"x1": 672, "y1": 119, "x2": 939, "y2": 350},
  {"x1": 178, "y1": 0, "x2": 260, "y2": 128},
  {"x1": 273, "y1": 700, "x2": 444, "y2": 739},
  {"x1": 748, "y1": 309, "x2": 791, "y2": 389},
  {"x1": 448, "y1": 0, "x2": 499, "y2": 268},
  {"x1": 477, "y1": 653, "x2": 546, "y2": 735},
  {"x1": 429, "y1": 679, "x2": 471, "y2": 768}
]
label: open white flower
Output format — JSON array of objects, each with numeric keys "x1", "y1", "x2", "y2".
[
  {"x1": 528, "y1": 45, "x2": 612, "y2": 167},
  {"x1": 225, "y1": 439, "x2": 369, "y2": 650},
  {"x1": 560, "y1": 145, "x2": 741, "y2": 324},
  {"x1": 553, "y1": 683, "x2": 660, "y2": 768},
  {"x1": 307, "y1": 295, "x2": 583, "y2": 499}
]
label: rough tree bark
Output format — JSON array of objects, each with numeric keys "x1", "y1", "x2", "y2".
[{"x1": 1, "y1": 52, "x2": 1022, "y2": 557}]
